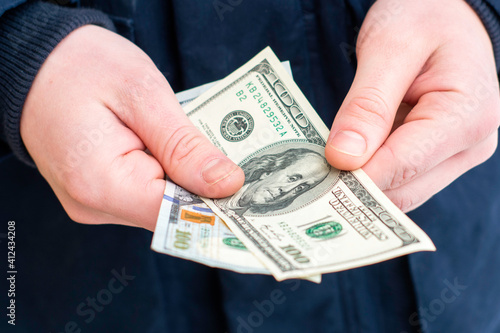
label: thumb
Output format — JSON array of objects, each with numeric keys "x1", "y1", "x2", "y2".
[
  {"x1": 325, "y1": 14, "x2": 433, "y2": 170},
  {"x1": 114, "y1": 70, "x2": 245, "y2": 198}
]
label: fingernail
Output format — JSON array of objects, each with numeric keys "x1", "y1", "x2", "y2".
[
  {"x1": 202, "y1": 158, "x2": 239, "y2": 185},
  {"x1": 329, "y1": 130, "x2": 367, "y2": 157}
]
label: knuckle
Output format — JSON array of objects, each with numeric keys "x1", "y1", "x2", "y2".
[
  {"x1": 487, "y1": 101, "x2": 500, "y2": 133},
  {"x1": 345, "y1": 89, "x2": 392, "y2": 127},
  {"x1": 62, "y1": 172, "x2": 99, "y2": 209},
  {"x1": 390, "y1": 166, "x2": 419, "y2": 190},
  {"x1": 163, "y1": 125, "x2": 207, "y2": 171},
  {"x1": 394, "y1": 196, "x2": 415, "y2": 213},
  {"x1": 465, "y1": 109, "x2": 500, "y2": 148},
  {"x1": 476, "y1": 133, "x2": 498, "y2": 164},
  {"x1": 58, "y1": 195, "x2": 93, "y2": 224},
  {"x1": 64, "y1": 207, "x2": 89, "y2": 224},
  {"x1": 377, "y1": 145, "x2": 422, "y2": 189},
  {"x1": 389, "y1": 189, "x2": 419, "y2": 213}
]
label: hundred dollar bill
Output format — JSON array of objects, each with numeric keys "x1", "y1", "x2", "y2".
[
  {"x1": 152, "y1": 180, "x2": 269, "y2": 274},
  {"x1": 152, "y1": 63, "x2": 322, "y2": 282},
  {"x1": 175, "y1": 61, "x2": 292, "y2": 108},
  {"x1": 152, "y1": 180, "x2": 321, "y2": 283},
  {"x1": 182, "y1": 47, "x2": 436, "y2": 281}
]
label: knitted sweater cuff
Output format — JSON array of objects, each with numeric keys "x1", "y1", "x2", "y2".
[
  {"x1": 466, "y1": 0, "x2": 500, "y2": 72},
  {"x1": 0, "y1": 1, "x2": 115, "y2": 166}
]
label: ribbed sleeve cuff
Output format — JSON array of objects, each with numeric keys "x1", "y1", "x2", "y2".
[
  {"x1": 466, "y1": 0, "x2": 500, "y2": 72},
  {"x1": 0, "y1": 1, "x2": 115, "y2": 166}
]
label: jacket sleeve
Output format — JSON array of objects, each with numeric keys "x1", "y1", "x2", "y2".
[
  {"x1": 0, "y1": 1, "x2": 114, "y2": 165},
  {"x1": 466, "y1": 0, "x2": 500, "y2": 72}
]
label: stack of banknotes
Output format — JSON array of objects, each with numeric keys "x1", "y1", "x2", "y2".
[{"x1": 151, "y1": 48, "x2": 435, "y2": 283}]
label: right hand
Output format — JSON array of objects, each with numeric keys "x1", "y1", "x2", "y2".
[{"x1": 20, "y1": 25, "x2": 245, "y2": 231}]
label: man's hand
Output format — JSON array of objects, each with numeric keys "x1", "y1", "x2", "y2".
[
  {"x1": 326, "y1": 0, "x2": 500, "y2": 212},
  {"x1": 20, "y1": 25, "x2": 244, "y2": 231}
]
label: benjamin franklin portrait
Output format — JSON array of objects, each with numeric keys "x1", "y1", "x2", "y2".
[{"x1": 222, "y1": 146, "x2": 332, "y2": 215}]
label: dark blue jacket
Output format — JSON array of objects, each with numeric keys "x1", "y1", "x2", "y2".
[{"x1": 1, "y1": 1, "x2": 500, "y2": 332}]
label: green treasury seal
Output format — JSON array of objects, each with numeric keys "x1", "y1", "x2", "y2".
[
  {"x1": 305, "y1": 221, "x2": 343, "y2": 240},
  {"x1": 222, "y1": 237, "x2": 247, "y2": 250},
  {"x1": 220, "y1": 110, "x2": 254, "y2": 142}
]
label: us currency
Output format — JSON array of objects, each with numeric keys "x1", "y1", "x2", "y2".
[
  {"x1": 181, "y1": 47, "x2": 436, "y2": 281},
  {"x1": 152, "y1": 62, "x2": 322, "y2": 282},
  {"x1": 152, "y1": 180, "x2": 269, "y2": 274},
  {"x1": 175, "y1": 61, "x2": 292, "y2": 108},
  {"x1": 152, "y1": 180, "x2": 322, "y2": 283}
]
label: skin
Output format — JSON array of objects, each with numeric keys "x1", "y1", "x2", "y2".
[
  {"x1": 20, "y1": 0, "x2": 500, "y2": 230},
  {"x1": 326, "y1": 0, "x2": 500, "y2": 212},
  {"x1": 238, "y1": 153, "x2": 330, "y2": 209},
  {"x1": 20, "y1": 25, "x2": 244, "y2": 231}
]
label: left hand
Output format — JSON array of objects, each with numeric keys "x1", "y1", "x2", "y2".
[{"x1": 325, "y1": 0, "x2": 500, "y2": 212}]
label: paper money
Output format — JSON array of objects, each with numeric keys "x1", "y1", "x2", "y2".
[
  {"x1": 175, "y1": 61, "x2": 292, "y2": 108},
  {"x1": 152, "y1": 180, "x2": 322, "y2": 283},
  {"x1": 152, "y1": 61, "x2": 322, "y2": 282},
  {"x1": 181, "y1": 47, "x2": 436, "y2": 281},
  {"x1": 153, "y1": 180, "x2": 269, "y2": 274}
]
